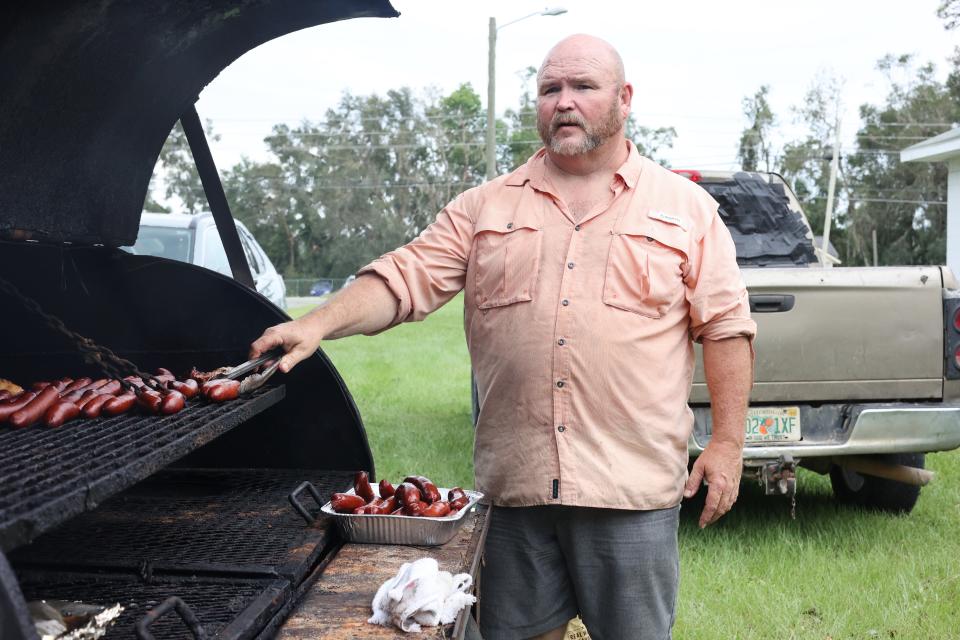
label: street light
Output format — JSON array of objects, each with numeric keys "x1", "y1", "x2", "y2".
[{"x1": 486, "y1": 7, "x2": 567, "y2": 180}]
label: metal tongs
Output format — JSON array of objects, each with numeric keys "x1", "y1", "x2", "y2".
[{"x1": 224, "y1": 348, "x2": 283, "y2": 394}]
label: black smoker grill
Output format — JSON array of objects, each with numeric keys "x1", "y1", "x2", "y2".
[{"x1": 0, "y1": 1, "x2": 400, "y2": 637}]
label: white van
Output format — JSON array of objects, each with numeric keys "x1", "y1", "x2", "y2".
[{"x1": 123, "y1": 211, "x2": 287, "y2": 309}]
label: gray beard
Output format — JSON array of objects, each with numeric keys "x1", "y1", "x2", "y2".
[{"x1": 538, "y1": 99, "x2": 624, "y2": 157}]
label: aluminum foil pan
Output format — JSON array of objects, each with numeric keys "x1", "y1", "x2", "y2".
[{"x1": 321, "y1": 488, "x2": 484, "y2": 546}]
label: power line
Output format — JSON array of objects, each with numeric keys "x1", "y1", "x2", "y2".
[{"x1": 808, "y1": 196, "x2": 947, "y2": 206}]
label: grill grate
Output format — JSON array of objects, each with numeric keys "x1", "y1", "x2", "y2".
[
  {"x1": 10, "y1": 468, "x2": 353, "y2": 583},
  {"x1": 16, "y1": 571, "x2": 289, "y2": 640},
  {"x1": 0, "y1": 386, "x2": 285, "y2": 552}
]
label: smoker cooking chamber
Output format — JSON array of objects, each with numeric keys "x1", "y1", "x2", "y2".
[{"x1": 0, "y1": 1, "x2": 401, "y2": 637}]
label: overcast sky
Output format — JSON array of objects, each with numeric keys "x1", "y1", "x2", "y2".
[{"x1": 194, "y1": 0, "x2": 957, "y2": 174}]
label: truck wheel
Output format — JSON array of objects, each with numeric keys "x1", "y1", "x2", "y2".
[{"x1": 829, "y1": 453, "x2": 924, "y2": 513}]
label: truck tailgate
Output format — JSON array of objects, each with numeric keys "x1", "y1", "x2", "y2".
[{"x1": 690, "y1": 266, "x2": 944, "y2": 403}]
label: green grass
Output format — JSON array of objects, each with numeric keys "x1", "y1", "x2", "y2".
[
  {"x1": 293, "y1": 296, "x2": 474, "y2": 488},
  {"x1": 292, "y1": 296, "x2": 960, "y2": 639}
]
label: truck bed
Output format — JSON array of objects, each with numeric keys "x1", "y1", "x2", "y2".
[{"x1": 691, "y1": 265, "x2": 945, "y2": 404}]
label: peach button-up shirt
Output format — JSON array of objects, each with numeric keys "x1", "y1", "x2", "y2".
[{"x1": 359, "y1": 141, "x2": 756, "y2": 510}]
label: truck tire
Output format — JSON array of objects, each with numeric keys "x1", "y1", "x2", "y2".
[{"x1": 829, "y1": 453, "x2": 924, "y2": 513}]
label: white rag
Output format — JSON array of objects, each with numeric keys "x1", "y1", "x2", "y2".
[{"x1": 368, "y1": 557, "x2": 477, "y2": 633}]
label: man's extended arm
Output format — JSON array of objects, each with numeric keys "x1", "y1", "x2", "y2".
[
  {"x1": 249, "y1": 274, "x2": 398, "y2": 373},
  {"x1": 683, "y1": 335, "x2": 753, "y2": 528}
]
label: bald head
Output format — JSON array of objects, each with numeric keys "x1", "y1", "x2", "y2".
[
  {"x1": 538, "y1": 34, "x2": 625, "y2": 87},
  {"x1": 535, "y1": 34, "x2": 632, "y2": 158}
]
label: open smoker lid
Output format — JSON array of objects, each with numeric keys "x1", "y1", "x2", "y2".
[{"x1": 0, "y1": 0, "x2": 399, "y2": 246}]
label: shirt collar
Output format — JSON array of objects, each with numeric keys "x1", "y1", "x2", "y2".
[
  {"x1": 616, "y1": 140, "x2": 644, "y2": 190},
  {"x1": 504, "y1": 148, "x2": 547, "y2": 188},
  {"x1": 503, "y1": 140, "x2": 644, "y2": 190}
]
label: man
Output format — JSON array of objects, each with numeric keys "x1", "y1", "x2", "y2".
[{"x1": 250, "y1": 34, "x2": 755, "y2": 640}]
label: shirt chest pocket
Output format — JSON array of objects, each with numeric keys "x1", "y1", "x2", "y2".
[
  {"x1": 603, "y1": 219, "x2": 689, "y2": 319},
  {"x1": 473, "y1": 220, "x2": 542, "y2": 310}
]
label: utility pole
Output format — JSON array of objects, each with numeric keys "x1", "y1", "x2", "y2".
[
  {"x1": 485, "y1": 8, "x2": 567, "y2": 182},
  {"x1": 486, "y1": 17, "x2": 497, "y2": 181},
  {"x1": 821, "y1": 108, "x2": 841, "y2": 268}
]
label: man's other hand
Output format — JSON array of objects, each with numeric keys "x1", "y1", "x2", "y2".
[{"x1": 683, "y1": 439, "x2": 743, "y2": 528}]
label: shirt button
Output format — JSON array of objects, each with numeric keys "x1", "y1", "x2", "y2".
[
  {"x1": 567, "y1": 262, "x2": 575, "y2": 269},
  {"x1": 557, "y1": 425, "x2": 566, "y2": 433},
  {"x1": 558, "y1": 338, "x2": 565, "y2": 346},
  {"x1": 507, "y1": 222, "x2": 514, "y2": 229},
  {"x1": 561, "y1": 299, "x2": 569, "y2": 306},
  {"x1": 557, "y1": 380, "x2": 565, "y2": 388},
  {"x1": 574, "y1": 225, "x2": 581, "y2": 231}
]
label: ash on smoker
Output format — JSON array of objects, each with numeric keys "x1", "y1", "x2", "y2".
[{"x1": 28, "y1": 600, "x2": 123, "y2": 640}]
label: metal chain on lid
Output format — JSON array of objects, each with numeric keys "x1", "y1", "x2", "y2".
[{"x1": 0, "y1": 275, "x2": 161, "y2": 389}]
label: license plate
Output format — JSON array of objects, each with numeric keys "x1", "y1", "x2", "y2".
[{"x1": 745, "y1": 407, "x2": 801, "y2": 443}]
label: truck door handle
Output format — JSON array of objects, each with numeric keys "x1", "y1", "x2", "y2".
[{"x1": 749, "y1": 294, "x2": 795, "y2": 313}]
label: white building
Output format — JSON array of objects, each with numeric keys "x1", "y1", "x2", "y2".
[{"x1": 901, "y1": 127, "x2": 960, "y2": 275}]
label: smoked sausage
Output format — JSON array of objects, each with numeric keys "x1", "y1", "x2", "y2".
[
  {"x1": 167, "y1": 379, "x2": 199, "y2": 399},
  {"x1": 44, "y1": 401, "x2": 81, "y2": 428},
  {"x1": 354, "y1": 471, "x2": 376, "y2": 502},
  {"x1": 102, "y1": 392, "x2": 137, "y2": 417},
  {"x1": 366, "y1": 496, "x2": 398, "y2": 515},
  {"x1": 449, "y1": 495, "x2": 471, "y2": 512},
  {"x1": 330, "y1": 493, "x2": 367, "y2": 513},
  {"x1": 403, "y1": 476, "x2": 442, "y2": 504},
  {"x1": 9, "y1": 386, "x2": 60, "y2": 429},
  {"x1": 421, "y1": 501, "x2": 451, "y2": 518},
  {"x1": 0, "y1": 391, "x2": 37, "y2": 423},
  {"x1": 82, "y1": 393, "x2": 114, "y2": 418},
  {"x1": 135, "y1": 387, "x2": 163, "y2": 414},
  {"x1": 394, "y1": 482, "x2": 422, "y2": 506},
  {"x1": 379, "y1": 479, "x2": 396, "y2": 499},
  {"x1": 202, "y1": 379, "x2": 240, "y2": 403},
  {"x1": 61, "y1": 377, "x2": 92, "y2": 394},
  {"x1": 97, "y1": 380, "x2": 123, "y2": 396},
  {"x1": 403, "y1": 500, "x2": 429, "y2": 517},
  {"x1": 159, "y1": 390, "x2": 186, "y2": 415}
]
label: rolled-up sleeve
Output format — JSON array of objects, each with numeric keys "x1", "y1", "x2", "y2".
[
  {"x1": 683, "y1": 205, "x2": 757, "y2": 343},
  {"x1": 357, "y1": 200, "x2": 475, "y2": 332}
]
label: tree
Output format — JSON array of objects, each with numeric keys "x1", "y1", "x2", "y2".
[
  {"x1": 844, "y1": 54, "x2": 958, "y2": 266},
  {"x1": 221, "y1": 84, "x2": 495, "y2": 278},
  {"x1": 938, "y1": 0, "x2": 960, "y2": 29},
  {"x1": 627, "y1": 121, "x2": 676, "y2": 166},
  {"x1": 157, "y1": 120, "x2": 220, "y2": 214},
  {"x1": 737, "y1": 85, "x2": 776, "y2": 172},
  {"x1": 502, "y1": 66, "x2": 542, "y2": 171},
  {"x1": 779, "y1": 74, "x2": 846, "y2": 257}
]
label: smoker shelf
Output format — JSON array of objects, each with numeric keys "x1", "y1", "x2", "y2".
[
  {"x1": 10, "y1": 468, "x2": 353, "y2": 584},
  {"x1": 16, "y1": 571, "x2": 289, "y2": 640},
  {"x1": 0, "y1": 386, "x2": 285, "y2": 552}
]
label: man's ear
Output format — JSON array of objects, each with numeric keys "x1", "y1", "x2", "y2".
[{"x1": 620, "y1": 82, "x2": 634, "y2": 117}]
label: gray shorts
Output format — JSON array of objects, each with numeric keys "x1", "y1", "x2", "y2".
[{"x1": 479, "y1": 504, "x2": 679, "y2": 640}]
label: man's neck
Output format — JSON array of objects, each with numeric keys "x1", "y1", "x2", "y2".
[{"x1": 544, "y1": 136, "x2": 629, "y2": 181}]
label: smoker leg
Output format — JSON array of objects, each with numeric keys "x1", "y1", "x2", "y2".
[{"x1": 0, "y1": 550, "x2": 36, "y2": 640}]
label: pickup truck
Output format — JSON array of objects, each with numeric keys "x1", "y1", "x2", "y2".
[{"x1": 679, "y1": 169, "x2": 960, "y2": 513}]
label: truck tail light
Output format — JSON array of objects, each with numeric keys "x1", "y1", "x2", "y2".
[
  {"x1": 671, "y1": 169, "x2": 702, "y2": 182},
  {"x1": 945, "y1": 294, "x2": 960, "y2": 379}
]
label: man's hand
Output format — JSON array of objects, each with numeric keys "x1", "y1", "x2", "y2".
[
  {"x1": 683, "y1": 439, "x2": 743, "y2": 528},
  {"x1": 249, "y1": 318, "x2": 325, "y2": 374},
  {"x1": 689, "y1": 336, "x2": 753, "y2": 528},
  {"x1": 249, "y1": 274, "x2": 401, "y2": 374}
]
